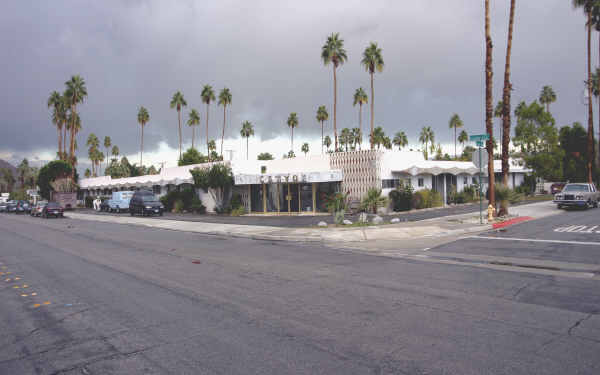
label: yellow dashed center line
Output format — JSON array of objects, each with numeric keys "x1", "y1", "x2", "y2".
[
  {"x1": 33, "y1": 304, "x2": 41, "y2": 308},
  {"x1": 42, "y1": 301, "x2": 50, "y2": 305},
  {"x1": 21, "y1": 294, "x2": 28, "y2": 297},
  {"x1": 31, "y1": 292, "x2": 37, "y2": 296}
]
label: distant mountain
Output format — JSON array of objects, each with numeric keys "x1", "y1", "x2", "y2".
[{"x1": 0, "y1": 159, "x2": 17, "y2": 176}]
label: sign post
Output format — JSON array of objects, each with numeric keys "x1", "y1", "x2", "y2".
[{"x1": 470, "y1": 134, "x2": 490, "y2": 224}]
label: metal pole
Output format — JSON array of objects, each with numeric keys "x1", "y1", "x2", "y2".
[{"x1": 479, "y1": 146, "x2": 483, "y2": 224}]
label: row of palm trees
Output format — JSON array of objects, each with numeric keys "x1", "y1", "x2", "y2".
[{"x1": 47, "y1": 75, "x2": 88, "y2": 172}]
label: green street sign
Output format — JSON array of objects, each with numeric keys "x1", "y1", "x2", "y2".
[
  {"x1": 476, "y1": 140, "x2": 484, "y2": 147},
  {"x1": 470, "y1": 133, "x2": 490, "y2": 142}
]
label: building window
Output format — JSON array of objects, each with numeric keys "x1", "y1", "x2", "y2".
[
  {"x1": 463, "y1": 177, "x2": 468, "y2": 185},
  {"x1": 472, "y1": 177, "x2": 478, "y2": 184},
  {"x1": 418, "y1": 178, "x2": 424, "y2": 187},
  {"x1": 152, "y1": 185, "x2": 161, "y2": 195}
]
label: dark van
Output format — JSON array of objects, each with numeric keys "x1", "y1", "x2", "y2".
[{"x1": 129, "y1": 190, "x2": 164, "y2": 216}]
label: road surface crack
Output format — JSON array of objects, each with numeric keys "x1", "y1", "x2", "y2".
[{"x1": 568, "y1": 313, "x2": 593, "y2": 336}]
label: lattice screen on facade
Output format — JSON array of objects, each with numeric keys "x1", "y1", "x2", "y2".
[{"x1": 329, "y1": 150, "x2": 382, "y2": 201}]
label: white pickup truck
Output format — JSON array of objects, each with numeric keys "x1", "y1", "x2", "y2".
[{"x1": 553, "y1": 183, "x2": 600, "y2": 209}]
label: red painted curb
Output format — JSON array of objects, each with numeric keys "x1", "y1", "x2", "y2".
[{"x1": 492, "y1": 216, "x2": 534, "y2": 229}]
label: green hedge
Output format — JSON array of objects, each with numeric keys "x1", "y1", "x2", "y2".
[{"x1": 160, "y1": 188, "x2": 205, "y2": 214}]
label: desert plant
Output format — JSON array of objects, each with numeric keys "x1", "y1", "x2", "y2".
[
  {"x1": 190, "y1": 164, "x2": 234, "y2": 212},
  {"x1": 494, "y1": 184, "x2": 511, "y2": 216},
  {"x1": 361, "y1": 188, "x2": 388, "y2": 214},
  {"x1": 230, "y1": 206, "x2": 245, "y2": 216},
  {"x1": 412, "y1": 189, "x2": 443, "y2": 209}
]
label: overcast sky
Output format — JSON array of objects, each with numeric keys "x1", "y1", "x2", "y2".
[{"x1": 0, "y1": 0, "x2": 592, "y2": 170}]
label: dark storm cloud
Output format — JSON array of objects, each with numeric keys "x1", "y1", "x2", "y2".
[{"x1": 0, "y1": 0, "x2": 590, "y2": 161}]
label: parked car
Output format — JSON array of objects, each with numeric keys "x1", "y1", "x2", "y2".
[
  {"x1": 42, "y1": 202, "x2": 64, "y2": 218},
  {"x1": 99, "y1": 198, "x2": 110, "y2": 212},
  {"x1": 15, "y1": 200, "x2": 31, "y2": 214},
  {"x1": 6, "y1": 201, "x2": 17, "y2": 213},
  {"x1": 129, "y1": 190, "x2": 164, "y2": 216},
  {"x1": 30, "y1": 201, "x2": 48, "y2": 217},
  {"x1": 550, "y1": 183, "x2": 565, "y2": 195},
  {"x1": 0, "y1": 202, "x2": 7, "y2": 213},
  {"x1": 553, "y1": 183, "x2": 600, "y2": 209},
  {"x1": 108, "y1": 191, "x2": 134, "y2": 213}
]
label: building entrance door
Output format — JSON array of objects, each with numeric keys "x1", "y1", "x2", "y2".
[{"x1": 279, "y1": 183, "x2": 300, "y2": 212}]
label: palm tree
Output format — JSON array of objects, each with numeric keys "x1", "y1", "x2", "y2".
[
  {"x1": 351, "y1": 127, "x2": 362, "y2": 150},
  {"x1": 340, "y1": 128, "x2": 351, "y2": 151},
  {"x1": 514, "y1": 101, "x2": 527, "y2": 121},
  {"x1": 316, "y1": 105, "x2": 329, "y2": 154},
  {"x1": 419, "y1": 126, "x2": 434, "y2": 159},
  {"x1": 352, "y1": 88, "x2": 368, "y2": 150},
  {"x1": 208, "y1": 139, "x2": 217, "y2": 161},
  {"x1": 372, "y1": 126, "x2": 386, "y2": 150},
  {"x1": 287, "y1": 112, "x2": 299, "y2": 152},
  {"x1": 47, "y1": 91, "x2": 63, "y2": 159},
  {"x1": 103, "y1": 136, "x2": 111, "y2": 169},
  {"x1": 240, "y1": 120, "x2": 254, "y2": 160},
  {"x1": 500, "y1": 0, "x2": 516, "y2": 187},
  {"x1": 321, "y1": 32, "x2": 347, "y2": 151},
  {"x1": 111, "y1": 145, "x2": 119, "y2": 161},
  {"x1": 218, "y1": 88, "x2": 232, "y2": 157},
  {"x1": 361, "y1": 42, "x2": 384, "y2": 150},
  {"x1": 187, "y1": 109, "x2": 200, "y2": 149},
  {"x1": 301, "y1": 142, "x2": 309, "y2": 156},
  {"x1": 449, "y1": 114, "x2": 464, "y2": 159},
  {"x1": 86, "y1": 133, "x2": 100, "y2": 176},
  {"x1": 485, "y1": 0, "x2": 496, "y2": 207},
  {"x1": 201, "y1": 85, "x2": 216, "y2": 156},
  {"x1": 324, "y1": 135, "x2": 332, "y2": 152},
  {"x1": 65, "y1": 75, "x2": 87, "y2": 164},
  {"x1": 458, "y1": 130, "x2": 468, "y2": 156},
  {"x1": 393, "y1": 131, "x2": 408, "y2": 151},
  {"x1": 137, "y1": 106, "x2": 150, "y2": 166},
  {"x1": 539, "y1": 85, "x2": 557, "y2": 114},
  {"x1": 84, "y1": 169, "x2": 91, "y2": 178},
  {"x1": 170, "y1": 91, "x2": 187, "y2": 160},
  {"x1": 382, "y1": 136, "x2": 392, "y2": 150}
]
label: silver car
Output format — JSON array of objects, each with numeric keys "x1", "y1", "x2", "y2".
[{"x1": 554, "y1": 183, "x2": 600, "y2": 209}]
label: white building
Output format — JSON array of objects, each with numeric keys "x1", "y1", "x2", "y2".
[{"x1": 79, "y1": 150, "x2": 530, "y2": 214}]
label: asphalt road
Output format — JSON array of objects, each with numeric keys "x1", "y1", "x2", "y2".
[
  {"x1": 80, "y1": 197, "x2": 551, "y2": 228},
  {"x1": 0, "y1": 211, "x2": 599, "y2": 374}
]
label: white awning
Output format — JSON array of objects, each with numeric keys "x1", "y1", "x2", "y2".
[
  {"x1": 394, "y1": 161, "x2": 480, "y2": 176},
  {"x1": 234, "y1": 170, "x2": 342, "y2": 185}
]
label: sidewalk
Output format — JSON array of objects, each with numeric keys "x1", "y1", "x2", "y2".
[{"x1": 65, "y1": 201, "x2": 560, "y2": 244}]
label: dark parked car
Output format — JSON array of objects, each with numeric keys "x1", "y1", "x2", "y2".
[
  {"x1": 129, "y1": 190, "x2": 164, "y2": 216},
  {"x1": 15, "y1": 200, "x2": 31, "y2": 214},
  {"x1": 0, "y1": 202, "x2": 7, "y2": 213},
  {"x1": 42, "y1": 202, "x2": 64, "y2": 218}
]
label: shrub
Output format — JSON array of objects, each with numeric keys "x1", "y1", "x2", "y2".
[
  {"x1": 360, "y1": 188, "x2": 388, "y2": 214},
  {"x1": 190, "y1": 197, "x2": 206, "y2": 214},
  {"x1": 325, "y1": 192, "x2": 348, "y2": 214},
  {"x1": 230, "y1": 206, "x2": 245, "y2": 216},
  {"x1": 230, "y1": 193, "x2": 242, "y2": 210},
  {"x1": 160, "y1": 188, "x2": 198, "y2": 213},
  {"x1": 389, "y1": 183, "x2": 413, "y2": 211},
  {"x1": 412, "y1": 189, "x2": 443, "y2": 209},
  {"x1": 9, "y1": 190, "x2": 30, "y2": 201},
  {"x1": 190, "y1": 164, "x2": 234, "y2": 212},
  {"x1": 84, "y1": 196, "x2": 94, "y2": 208},
  {"x1": 173, "y1": 199, "x2": 184, "y2": 213},
  {"x1": 178, "y1": 148, "x2": 207, "y2": 166},
  {"x1": 462, "y1": 185, "x2": 478, "y2": 202}
]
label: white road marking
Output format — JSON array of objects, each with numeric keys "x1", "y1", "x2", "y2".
[
  {"x1": 554, "y1": 225, "x2": 600, "y2": 233},
  {"x1": 466, "y1": 236, "x2": 600, "y2": 246}
]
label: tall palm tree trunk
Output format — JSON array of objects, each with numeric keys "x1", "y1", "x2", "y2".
[
  {"x1": 177, "y1": 109, "x2": 182, "y2": 160},
  {"x1": 333, "y1": 65, "x2": 338, "y2": 151},
  {"x1": 63, "y1": 123, "x2": 67, "y2": 160},
  {"x1": 206, "y1": 103, "x2": 210, "y2": 157},
  {"x1": 454, "y1": 126, "x2": 457, "y2": 159},
  {"x1": 359, "y1": 103, "x2": 363, "y2": 151},
  {"x1": 57, "y1": 127, "x2": 62, "y2": 160},
  {"x1": 221, "y1": 105, "x2": 226, "y2": 158},
  {"x1": 485, "y1": 0, "x2": 496, "y2": 208},
  {"x1": 291, "y1": 128, "x2": 294, "y2": 152},
  {"x1": 501, "y1": 0, "x2": 515, "y2": 187},
  {"x1": 321, "y1": 121, "x2": 324, "y2": 154},
  {"x1": 370, "y1": 72, "x2": 374, "y2": 150},
  {"x1": 587, "y1": 14, "x2": 594, "y2": 182},
  {"x1": 140, "y1": 125, "x2": 144, "y2": 166},
  {"x1": 192, "y1": 126, "x2": 195, "y2": 149},
  {"x1": 246, "y1": 137, "x2": 249, "y2": 160}
]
